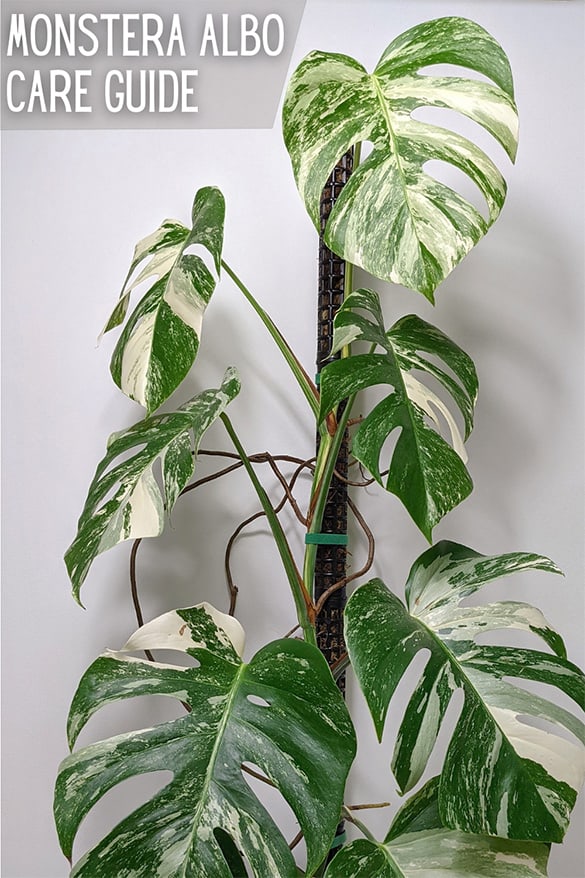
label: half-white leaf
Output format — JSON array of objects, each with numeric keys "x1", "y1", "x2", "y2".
[
  {"x1": 345, "y1": 541, "x2": 585, "y2": 843},
  {"x1": 64, "y1": 368, "x2": 240, "y2": 603},
  {"x1": 105, "y1": 186, "x2": 225, "y2": 413}
]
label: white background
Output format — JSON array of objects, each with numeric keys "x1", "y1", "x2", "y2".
[{"x1": 2, "y1": 1, "x2": 584, "y2": 876}]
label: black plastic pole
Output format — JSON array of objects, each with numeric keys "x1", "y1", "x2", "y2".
[{"x1": 314, "y1": 150, "x2": 353, "y2": 863}]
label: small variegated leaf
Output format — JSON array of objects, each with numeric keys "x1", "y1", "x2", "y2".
[
  {"x1": 320, "y1": 290, "x2": 477, "y2": 538},
  {"x1": 283, "y1": 17, "x2": 518, "y2": 299},
  {"x1": 325, "y1": 785, "x2": 549, "y2": 878},
  {"x1": 54, "y1": 604, "x2": 356, "y2": 877},
  {"x1": 64, "y1": 368, "x2": 240, "y2": 603},
  {"x1": 105, "y1": 186, "x2": 225, "y2": 413},
  {"x1": 345, "y1": 541, "x2": 585, "y2": 843}
]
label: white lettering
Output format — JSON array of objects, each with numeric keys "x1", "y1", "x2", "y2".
[
  {"x1": 77, "y1": 14, "x2": 99, "y2": 57},
  {"x1": 167, "y1": 14, "x2": 186, "y2": 57},
  {"x1": 5, "y1": 69, "x2": 93, "y2": 113},
  {"x1": 105, "y1": 69, "x2": 125, "y2": 112},
  {"x1": 104, "y1": 69, "x2": 198, "y2": 114},
  {"x1": 30, "y1": 14, "x2": 52, "y2": 57},
  {"x1": 53, "y1": 14, "x2": 75, "y2": 56},
  {"x1": 142, "y1": 14, "x2": 164, "y2": 56},
  {"x1": 101, "y1": 13, "x2": 120, "y2": 57},
  {"x1": 122, "y1": 13, "x2": 140, "y2": 57},
  {"x1": 241, "y1": 15, "x2": 261, "y2": 57},
  {"x1": 6, "y1": 70, "x2": 25, "y2": 111},
  {"x1": 263, "y1": 15, "x2": 284, "y2": 57},
  {"x1": 200, "y1": 14, "x2": 219, "y2": 56},
  {"x1": 222, "y1": 13, "x2": 238, "y2": 56},
  {"x1": 7, "y1": 14, "x2": 28, "y2": 56},
  {"x1": 28, "y1": 69, "x2": 47, "y2": 112},
  {"x1": 181, "y1": 70, "x2": 198, "y2": 112}
]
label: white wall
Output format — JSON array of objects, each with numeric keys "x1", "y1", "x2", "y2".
[{"x1": 2, "y1": 1, "x2": 583, "y2": 876}]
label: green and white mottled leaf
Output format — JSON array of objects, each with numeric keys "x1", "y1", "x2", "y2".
[
  {"x1": 283, "y1": 17, "x2": 518, "y2": 299},
  {"x1": 320, "y1": 289, "x2": 478, "y2": 538},
  {"x1": 345, "y1": 541, "x2": 585, "y2": 842},
  {"x1": 104, "y1": 186, "x2": 225, "y2": 413},
  {"x1": 326, "y1": 783, "x2": 549, "y2": 878},
  {"x1": 54, "y1": 604, "x2": 356, "y2": 877},
  {"x1": 64, "y1": 368, "x2": 240, "y2": 603}
]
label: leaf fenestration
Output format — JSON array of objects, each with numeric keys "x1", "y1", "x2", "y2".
[
  {"x1": 319, "y1": 289, "x2": 477, "y2": 538},
  {"x1": 345, "y1": 541, "x2": 585, "y2": 842},
  {"x1": 54, "y1": 604, "x2": 357, "y2": 877},
  {"x1": 283, "y1": 17, "x2": 518, "y2": 299},
  {"x1": 64, "y1": 368, "x2": 240, "y2": 602}
]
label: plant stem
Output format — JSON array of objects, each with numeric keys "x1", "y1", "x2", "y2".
[
  {"x1": 303, "y1": 399, "x2": 355, "y2": 600},
  {"x1": 342, "y1": 806, "x2": 378, "y2": 844},
  {"x1": 221, "y1": 260, "x2": 320, "y2": 418},
  {"x1": 220, "y1": 413, "x2": 317, "y2": 646}
]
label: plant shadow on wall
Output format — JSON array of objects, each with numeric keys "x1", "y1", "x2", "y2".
[{"x1": 54, "y1": 17, "x2": 584, "y2": 878}]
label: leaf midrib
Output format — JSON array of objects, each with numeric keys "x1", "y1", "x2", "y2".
[
  {"x1": 370, "y1": 73, "x2": 422, "y2": 255},
  {"x1": 183, "y1": 661, "x2": 245, "y2": 877},
  {"x1": 378, "y1": 335, "x2": 437, "y2": 529},
  {"x1": 411, "y1": 608, "x2": 558, "y2": 812}
]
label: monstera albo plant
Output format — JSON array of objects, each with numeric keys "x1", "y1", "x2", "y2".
[{"x1": 54, "y1": 16, "x2": 584, "y2": 878}]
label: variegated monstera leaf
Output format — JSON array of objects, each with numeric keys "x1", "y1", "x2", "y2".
[
  {"x1": 283, "y1": 17, "x2": 518, "y2": 299},
  {"x1": 54, "y1": 604, "x2": 356, "y2": 878},
  {"x1": 65, "y1": 368, "x2": 240, "y2": 602},
  {"x1": 345, "y1": 541, "x2": 585, "y2": 843},
  {"x1": 103, "y1": 186, "x2": 225, "y2": 414},
  {"x1": 319, "y1": 289, "x2": 477, "y2": 538},
  {"x1": 326, "y1": 779, "x2": 550, "y2": 878}
]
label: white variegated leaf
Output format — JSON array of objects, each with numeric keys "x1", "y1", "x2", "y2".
[
  {"x1": 105, "y1": 186, "x2": 225, "y2": 414},
  {"x1": 283, "y1": 17, "x2": 518, "y2": 298},
  {"x1": 326, "y1": 781, "x2": 549, "y2": 878},
  {"x1": 64, "y1": 369, "x2": 240, "y2": 603},
  {"x1": 320, "y1": 289, "x2": 478, "y2": 538},
  {"x1": 54, "y1": 604, "x2": 356, "y2": 877},
  {"x1": 345, "y1": 541, "x2": 585, "y2": 843}
]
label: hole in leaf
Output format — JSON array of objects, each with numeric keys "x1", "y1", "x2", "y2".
[
  {"x1": 422, "y1": 158, "x2": 491, "y2": 223},
  {"x1": 418, "y1": 63, "x2": 494, "y2": 85},
  {"x1": 411, "y1": 104, "x2": 510, "y2": 166},
  {"x1": 73, "y1": 770, "x2": 174, "y2": 863},
  {"x1": 182, "y1": 241, "x2": 217, "y2": 278},
  {"x1": 74, "y1": 694, "x2": 188, "y2": 746},
  {"x1": 241, "y1": 762, "x2": 301, "y2": 866},
  {"x1": 214, "y1": 828, "x2": 251, "y2": 877},
  {"x1": 516, "y1": 713, "x2": 578, "y2": 746}
]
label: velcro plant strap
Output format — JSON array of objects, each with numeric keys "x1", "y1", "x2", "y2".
[{"x1": 305, "y1": 533, "x2": 348, "y2": 546}]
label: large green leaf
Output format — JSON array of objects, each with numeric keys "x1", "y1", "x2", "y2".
[
  {"x1": 283, "y1": 17, "x2": 518, "y2": 299},
  {"x1": 319, "y1": 289, "x2": 477, "y2": 538},
  {"x1": 54, "y1": 604, "x2": 356, "y2": 877},
  {"x1": 64, "y1": 368, "x2": 240, "y2": 603},
  {"x1": 325, "y1": 781, "x2": 550, "y2": 878},
  {"x1": 104, "y1": 186, "x2": 225, "y2": 413},
  {"x1": 345, "y1": 541, "x2": 585, "y2": 842}
]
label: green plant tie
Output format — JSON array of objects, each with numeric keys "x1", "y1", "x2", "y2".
[
  {"x1": 331, "y1": 830, "x2": 347, "y2": 848},
  {"x1": 305, "y1": 532, "x2": 348, "y2": 546}
]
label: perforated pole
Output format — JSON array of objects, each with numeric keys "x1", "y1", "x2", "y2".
[{"x1": 314, "y1": 151, "x2": 353, "y2": 863}]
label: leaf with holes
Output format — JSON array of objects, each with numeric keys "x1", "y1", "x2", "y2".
[
  {"x1": 283, "y1": 17, "x2": 518, "y2": 299},
  {"x1": 319, "y1": 289, "x2": 478, "y2": 538},
  {"x1": 54, "y1": 603, "x2": 356, "y2": 877},
  {"x1": 64, "y1": 368, "x2": 240, "y2": 603},
  {"x1": 325, "y1": 779, "x2": 550, "y2": 878},
  {"x1": 104, "y1": 186, "x2": 225, "y2": 413},
  {"x1": 345, "y1": 541, "x2": 585, "y2": 843}
]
